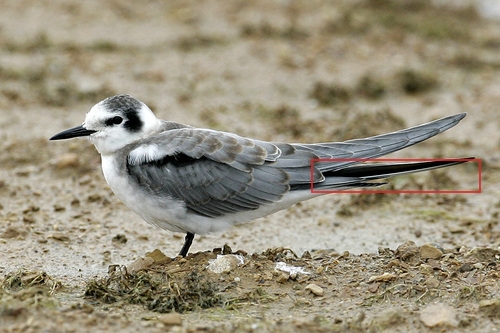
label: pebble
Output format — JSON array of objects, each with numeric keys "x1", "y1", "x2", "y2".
[
  {"x1": 368, "y1": 282, "x2": 380, "y2": 293},
  {"x1": 54, "y1": 153, "x2": 80, "y2": 169},
  {"x1": 420, "y1": 303, "x2": 458, "y2": 327},
  {"x1": 127, "y1": 256, "x2": 154, "y2": 273},
  {"x1": 146, "y1": 249, "x2": 170, "y2": 264},
  {"x1": 112, "y1": 234, "x2": 128, "y2": 244},
  {"x1": 275, "y1": 262, "x2": 310, "y2": 275},
  {"x1": 420, "y1": 243, "x2": 443, "y2": 259},
  {"x1": 371, "y1": 308, "x2": 405, "y2": 329},
  {"x1": 478, "y1": 299, "x2": 500, "y2": 317},
  {"x1": 426, "y1": 259, "x2": 441, "y2": 270},
  {"x1": 276, "y1": 272, "x2": 289, "y2": 283},
  {"x1": 50, "y1": 232, "x2": 70, "y2": 242},
  {"x1": 305, "y1": 283, "x2": 324, "y2": 296},
  {"x1": 0, "y1": 227, "x2": 27, "y2": 239},
  {"x1": 459, "y1": 263, "x2": 474, "y2": 272},
  {"x1": 368, "y1": 272, "x2": 397, "y2": 283},
  {"x1": 465, "y1": 247, "x2": 499, "y2": 262},
  {"x1": 158, "y1": 313, "x2": 182, "y2": 326},
  {"x1": 53, "y1": 204, "x2": 66, "y2": 212},
  {"x1": 395, "y1": 241, "x2": 420, "y2": 264},
  {"x1": 207, "y1": 254, "x2": 244, "y2": 274},
  {"x1": 425, "y1": 277, "x2": 440, "y2": 288},
  {"x1": 420, "y1": 264, "x2": 433, "y2": 275},
  {"x1": 473, "y1": 263, "x2": 484, "y2": 270}
]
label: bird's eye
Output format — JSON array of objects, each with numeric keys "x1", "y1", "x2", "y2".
[{"x1": 106, "y1": 116, "x2": 123, "y2": 126}]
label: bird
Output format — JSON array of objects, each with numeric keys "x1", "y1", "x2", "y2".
[{"x1": 50, "y1": 94, "x2": 470, "y2": 257}]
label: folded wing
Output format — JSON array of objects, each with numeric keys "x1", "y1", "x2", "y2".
[{"x1": 126, "y1": 113, "x2": 467, "y2": 217}]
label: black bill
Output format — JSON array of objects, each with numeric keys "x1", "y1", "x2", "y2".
[{"x1": 50, "y1": 125, "x2": 96, "y2": 140}]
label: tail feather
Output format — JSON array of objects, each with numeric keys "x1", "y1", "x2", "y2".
[
  {"x1": 327, "y1": 158, "x2": 473, "y2": 180},
  {"x1": 308, "y1": 157, "x2": 473, "y2": 190}
]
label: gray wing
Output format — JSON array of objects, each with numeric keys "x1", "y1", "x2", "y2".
[
  {"x1": 294, "y1": 113, "x2": 467, "y2": 172},
  {"x1": 126, "y1": 128, "x2": 321, "y2": 218},
  {"x1": 126, "y1": 113, "x2": 466, "y2": 217}
]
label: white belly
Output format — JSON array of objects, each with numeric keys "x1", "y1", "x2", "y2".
[
  {"x1": 100, "y1": 154, "x2": 190, "y2": 233},
  {"x1": 99, "y1": 155, "x2": 318, "y2": 235}
]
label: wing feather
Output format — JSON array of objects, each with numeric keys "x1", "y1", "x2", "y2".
[
  {"x1": 126, "y1": 113, "x2": 467, "y2": 218},
  {"x1": 126, "y1": 128, "x2": 294, "y2": 218}
]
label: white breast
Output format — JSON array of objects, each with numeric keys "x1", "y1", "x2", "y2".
[
  {"x1": 100, "y1": 154, "x2": 189, "y2": 233},
  {"x1": 99, "y1": 154, "x2": 319, "y2": 236}
]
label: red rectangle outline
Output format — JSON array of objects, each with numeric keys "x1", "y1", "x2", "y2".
[{"x1": 310, "y1": 158, "x2": 481, "y2": 194}]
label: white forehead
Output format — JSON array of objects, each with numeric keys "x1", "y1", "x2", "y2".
[
  {"x1": 84, "y1": 101, "x2": 115, "y2": 128},
  {"x1": 83, "y1": 95, "x2": 159, "y2": 132}
]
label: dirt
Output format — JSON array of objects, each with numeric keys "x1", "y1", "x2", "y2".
[{"x1": 0, "y1": 0, "x2": 499, "y2": 332}]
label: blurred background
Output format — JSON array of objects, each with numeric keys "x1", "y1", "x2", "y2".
[{"x1": 0, "y1": 0, "x2": 499, "y2": 279}]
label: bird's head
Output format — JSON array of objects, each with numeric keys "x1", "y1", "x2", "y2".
[{"x1": 50, "y1": 94, "x2": 162, "y2": 155}]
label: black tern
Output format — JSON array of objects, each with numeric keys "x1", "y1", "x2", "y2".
[{"x1": 50, "y1": 94, "x2": 470, "y2": 257}]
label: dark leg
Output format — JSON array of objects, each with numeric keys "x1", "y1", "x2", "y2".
[{"x1": 178, "y1": 232, "x2": 195, "y2": 257}]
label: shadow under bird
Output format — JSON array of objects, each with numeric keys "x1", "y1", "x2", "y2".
[{"x1": 50, "y1": 94, "x2": 471, "y2": 257}]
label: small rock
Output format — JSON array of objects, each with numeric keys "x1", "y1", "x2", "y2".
[
  {"x1": 301, "y1": 251, "x2": 312, "y2": 259},
  {"x1": 37, "y1": 237, "x2": 48, "y2": 244},
  {"x1": 305, "y1": 283, "x2": 324, "y2": 296},
  {"x1": 53, "y1": 204, "x2": 66, "y2": 212},
  {"x1": 426, "y1": 259, "x2": 441, "y2": 270},
  {"x1": 395, "y1": 241, "x2": 420, "y2": 264},
  {"x1": 368, "y1": 282, "x2": 380, "y2": 293},
  {"x1": 275, "y1": 262, "x2": 310, "y2": 275},
  {"x1": 0, "y1": 227, "x2": 27, "y2": 239},
  {"x1": 425, "y1": 277, "x2": 440, "y2": 288},
  {"x1": 207, "y1": 254, "x2": 244, "y2": 274},
  {"x1": 87, "y1": 194, "x2": 102, "y2": 202},
  {"x1": 127, "y1": 256, "x2": 154, "y2": 273},
  {"x1": 158, "y1": 313, "x2": 182, "y2": 326},
  {"x1": 420, "y1": 303, "x2": 458, "y2": 328},
  {"x1": 146, "y1": 249, "x2": 170, "y2": 264},
  {"x1": 420, "y1": 264, "x2": 434, "y2": 275},
  {"x1": 420, "y1": 243, "x2": 443, "y2": 259},
  {"x1": 465, "y1": 247, "x2": 499, "y2": 262},
  {"x1": 50, "y1": 232, "x2": 70, "y2": 242},
  {"x1": 371, "y1": 308, "x2": 405, "y2": 329},
  {"x1": 16, "y1": 167, "x2": 35, "y2": 177},
  {"x1": 137, "y1": 235, "x2": 149, "y2": 241},
  {"x1": 448, "y1": 225, "x2": 465, "y2": 233},
  {"x1": 276, "y1": 272, "x2": 289, "y2": 283},
  {"x1": 368, "y1": 272, "x2": 397, "y2": 283},
  {"x1": 222, "y1": 244, "x2": 233, "y2": 254},
  {"x1": 478, "y1": 299, "x2": 500, "y2": 317},
  {"x1": 22, "y1": 215, "x2": 36, "y2": 224},
  {"x1": 459, "y1": 263, "x2": 474, "y2": 272},
  {"x1": 473, "y1": 262, "x2": 484, "y2": 270},
  {"x1": 112, "y1": 234, "x2": 128, "y2": 244},
  {"x1": 55, "y1": 153, "x2": 80, "y2": 169}
]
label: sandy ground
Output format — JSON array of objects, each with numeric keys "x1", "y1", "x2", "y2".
[{"x1": 1, "y1": 0, "x2": 500, "y2": 332}]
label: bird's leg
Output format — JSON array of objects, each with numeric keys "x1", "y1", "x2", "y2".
[{"x1": 178, "y1": 232, "x2": 195, "y2": 257}]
